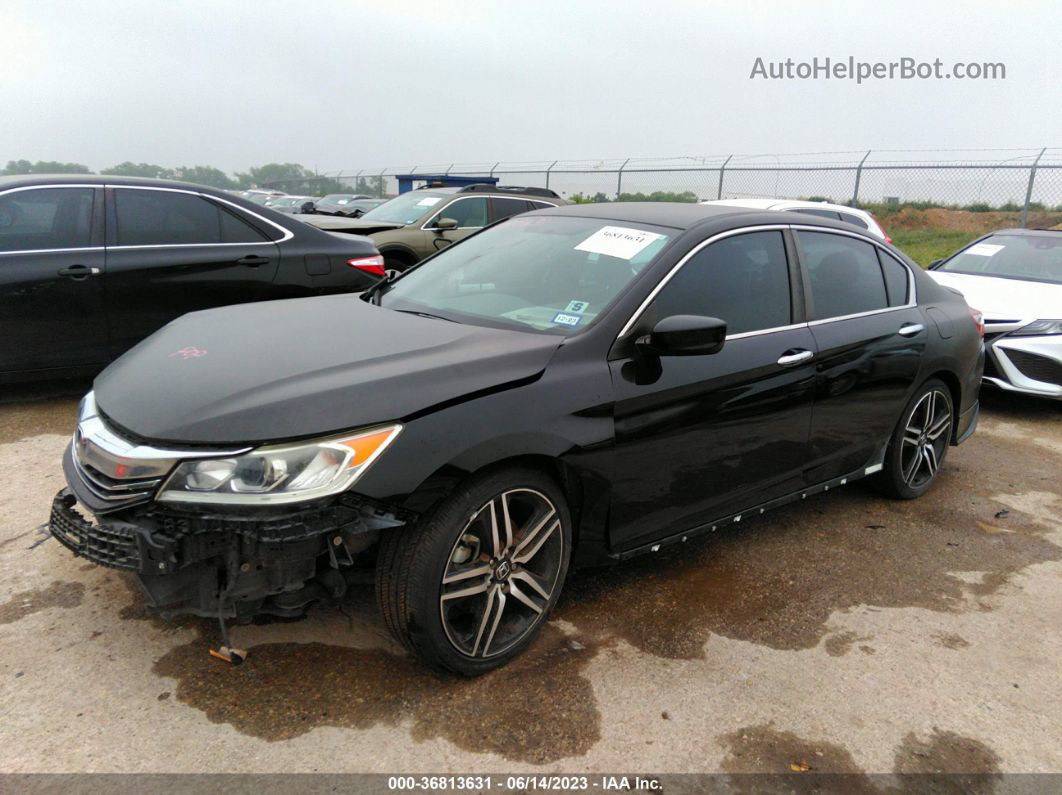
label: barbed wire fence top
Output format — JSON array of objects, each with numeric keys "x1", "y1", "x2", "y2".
[{"x1": 264, "y1": 148, "x2": 1062, "y2": 224}]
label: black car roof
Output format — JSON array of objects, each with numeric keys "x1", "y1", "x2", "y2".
[{"x1": 0, "y1": 173, "x2": 229, "y2": 193}]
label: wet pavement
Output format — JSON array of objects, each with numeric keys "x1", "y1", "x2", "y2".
[{"x1": 0, "y1": 383, "x2": 1059, "y2": 773}]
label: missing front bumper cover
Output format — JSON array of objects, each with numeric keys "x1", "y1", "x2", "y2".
[{"x1": 49, "y1": 488, "x2": 411, "y2": 619}]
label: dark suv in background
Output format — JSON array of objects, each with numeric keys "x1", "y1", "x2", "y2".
[
  {"x1": 0, "y1": 175, "x2": 382, "y2": 381},
  {"x1": 299, "y1": 184, "x2": 567, "y2": 275}
]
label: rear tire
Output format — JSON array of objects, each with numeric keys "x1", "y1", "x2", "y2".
[
  {"x1": 383, "y1": 254, "x2": 414, "y2": 280},
  {"x1": 877, "y1": 378, "x2": 954, "y2": 499},
  {"x1": 376, "y1": 466, "x2": 571, "y2": 676}
]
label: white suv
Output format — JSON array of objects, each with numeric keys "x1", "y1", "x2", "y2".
[{"x1": 701, "y1": 199, "x2": 891, "y2": 243}]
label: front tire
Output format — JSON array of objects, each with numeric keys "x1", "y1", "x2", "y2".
[
  {"x1": 376, "y1": 466, "x2": 571, "y2": 676},
  {"x1": 877, "y1": 378, "x2": 954, "y2": 499}
]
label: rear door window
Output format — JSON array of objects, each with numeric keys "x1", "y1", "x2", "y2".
[
  {"x1": 878, "y1": 250, "x2": 910, "y2": 306},
  {"x1": 797, "y1": 230, "x2": 889, "y2": 319},
  {"x1": 114, "y1": 189, "x2": 266, "y2": 246},
  {"x1": 0, "y1": 187, "x2": 95, "y2": 252},
  {"x1": 491, "y1": 197, "x2": 532, "y2": 221}
]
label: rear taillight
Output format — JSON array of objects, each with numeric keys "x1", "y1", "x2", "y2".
[
  {"x1": 870, "y1": 213, "x2": 892, "y2": 244},
  {"x1": 968, "y1": 307, "x2": 984, "y2": 338},
  {"x1": 347, "y1": 255, "x2": 385, "y2": 277}
]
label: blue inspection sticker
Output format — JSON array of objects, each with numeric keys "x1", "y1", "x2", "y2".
[{"x1": 552, "y1": 312, "x2": 583, "y2": 327}]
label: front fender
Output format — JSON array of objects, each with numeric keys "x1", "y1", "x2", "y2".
[{"x1": 349, "y1": 348, "x2": 617, "y2": 561}]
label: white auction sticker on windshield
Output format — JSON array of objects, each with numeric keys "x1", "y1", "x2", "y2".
[
  {"x1": 416, "y1": 197, "x2": 442, "y2": 207},
  {"x1": 575, "y1": 226, "x2": 664, "y2": 260},
  {"x1": 966, "y1": 243, "x2": 1004, "y2": 256}
]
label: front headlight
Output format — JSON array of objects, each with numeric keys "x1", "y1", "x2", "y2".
[
  {"x1": 157, "y1": 424, "x2": 401, "y2": 505},
  {"x1": 1011, "y1": 319, "x2": 1062, "y2": 337}
]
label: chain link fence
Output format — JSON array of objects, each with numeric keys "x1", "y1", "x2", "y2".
[{"x1": 264, "y1": 148, "x2": 1062, "y2": 226}]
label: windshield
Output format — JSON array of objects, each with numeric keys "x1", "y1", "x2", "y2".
[
  {"x1": 938, "y1": 233, "x2": 1062, "y2": 285},
  {"x1": 379, "y1": 215, "x2": 672, "y2": 334},
  {"x1": 361, "y1": 192, "x2": 448, "y2": 225}
]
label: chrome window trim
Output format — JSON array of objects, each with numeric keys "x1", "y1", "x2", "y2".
[
  {"x1": 0, "y1": 182, "x2": 295, "y2": 253},
  {"x1": 419, "y1": 194, "x2": 558, "y2": 231},
  {"x1": 0, "y1": 245, "x2": 105, "y2": 256},
  {"x1": 616, "y1": 224, "x2": 789, "y2": 339},
  {"x1": 0, "y1": 184, "x2": 101, "y2": 256},
  {"x1": 789, "y1": 224, "x2": 918, "y2": 314},
  {"x1": 726, "y1": 322, "x2": 810, "y2": 341},
  {"x1": 109, "y1": 184, "x2": 295, "y2": 245},
  {"x1": 616, "y1": 222, "x2": 918, "y2": 343}
]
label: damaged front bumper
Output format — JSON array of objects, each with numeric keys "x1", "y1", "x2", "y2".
[{"x1": 50, "y1": 482, "x2": 410, "y2": 620}]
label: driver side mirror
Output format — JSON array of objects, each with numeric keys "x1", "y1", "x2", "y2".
[
  {"x1": 636, "y1": 315, "x2": 727, "y2": 357},
  {"x1": 434, "y1": 217, "x2": 459, "y2": 231}
]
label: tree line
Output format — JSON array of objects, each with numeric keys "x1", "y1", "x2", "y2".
[{"x1": 0, "y1": 160, "x2": 387, "y2": 197}]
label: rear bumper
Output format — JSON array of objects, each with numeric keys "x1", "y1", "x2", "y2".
[{"x1": 955, "y1": 400, "x2": 979, "y2": 445}]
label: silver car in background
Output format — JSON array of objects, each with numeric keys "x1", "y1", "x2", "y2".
[{"x1": 928, "y1": 229, "x2": 1062, "y2": 400}]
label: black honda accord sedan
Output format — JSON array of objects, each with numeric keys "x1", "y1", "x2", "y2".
[
  {"x1": 0, "y1": 175, "x2": 381, "y2": 381},
  {"x1": 49, "y1": 202, "x2": 983, "y2": 675}
]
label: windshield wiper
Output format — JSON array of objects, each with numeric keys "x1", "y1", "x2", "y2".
[{"x1": 392, "y1": 309, "x2": 459, "y2": 323}]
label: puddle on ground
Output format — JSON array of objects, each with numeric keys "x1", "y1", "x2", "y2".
[
  {"x1": 153, "y1": 617, "x2": 600, "y2": 763},
  {"x1": 718, "y1": 724, "x2": 1001, "y2": 791},
  {"x1": 112, "y1": 572, "x2": 600, "y2": 763},
  {"x1": 893, "y1": 728, "x2": 1002, "y2": 792},
  {"x1": 719, "y1": 724, "x2": 867, "y2": 777},
  {"x1": 557, "y1": 430, "x2": 1061, "y2": 659},
  {"x1": 90, "y1": 408, "x2": 1062, "y2": 759},
  {"x1": 0, "y1": 580, "x2": 84, "y2": 624},
  {"x1": 0, "y1": 397, "x2": 79, "y2": 444}
]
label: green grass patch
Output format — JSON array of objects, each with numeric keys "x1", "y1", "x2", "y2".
[{"x1": 890, "y1": 229, "x2": 978, "y2": 267}]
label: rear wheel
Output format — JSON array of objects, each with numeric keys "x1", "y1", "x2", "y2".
[
  {"x1": 376, "y1": 466, "x2": 571, "y2": 675},
  {"x1": 877, "y1": 378, "x2": 954, "y2": 499},
  {"x1": 383, "y1": 254, "x2": 415, "y2": 280}
]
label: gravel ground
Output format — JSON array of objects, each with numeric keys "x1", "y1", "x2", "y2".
[{"x1": 0, "y1": 381, "x2": 1059, "y2": 775}]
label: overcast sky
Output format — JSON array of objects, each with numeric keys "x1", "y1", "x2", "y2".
[{"x1": 2, "y1": 0, "x2": 1059, "y2": 173}]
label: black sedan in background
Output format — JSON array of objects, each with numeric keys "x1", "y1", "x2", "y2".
[
  {"x1": 0, "y1": 175, "x2": 382, "y2": 380},
  {"x1": 50, "y1": 203, "x2": 983, "y2": 675}
]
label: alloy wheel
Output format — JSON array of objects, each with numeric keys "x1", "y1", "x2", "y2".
[
  {"x1": 900, "y1": 389, "x2": 952, "y2": 489},
  {"x1": 439, "y1": 488, "x2": 563, "y2": 658}
]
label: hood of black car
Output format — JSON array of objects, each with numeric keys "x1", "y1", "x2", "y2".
[{"x1": 94, "y1": 295, "x2": 562, "y2": 445}]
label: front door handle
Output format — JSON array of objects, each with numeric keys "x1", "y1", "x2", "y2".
[
  {"x1": 237, "y1": 255, "x2": 270, "y2": 266},
  {"x1": 777, "y1": 349, "x2": 814, "y2": 367},
  {"x1": 57, "y1": 265, "x2": 100, "y2": 280},
  {"x1": 898, "y1": 323, "x2": 925, "y2": 337}
]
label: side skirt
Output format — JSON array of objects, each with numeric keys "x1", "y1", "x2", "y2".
[{"x1": 614, "y1": 459, "x2": 886, "y2": 562}]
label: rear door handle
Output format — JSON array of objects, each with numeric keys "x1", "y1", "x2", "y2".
[
  {"x1": 57, "y1": 265, "x2": 100, "y2": 280},
  {"x1": 777, "y1": 349, "x2": 814, "y2": 367},
  {"x1": 898, "y1": 323, "x2": 925, "y2": 337},
  {"x1": 237, "y1": 255, "x2": 270, "y2": 266}
]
